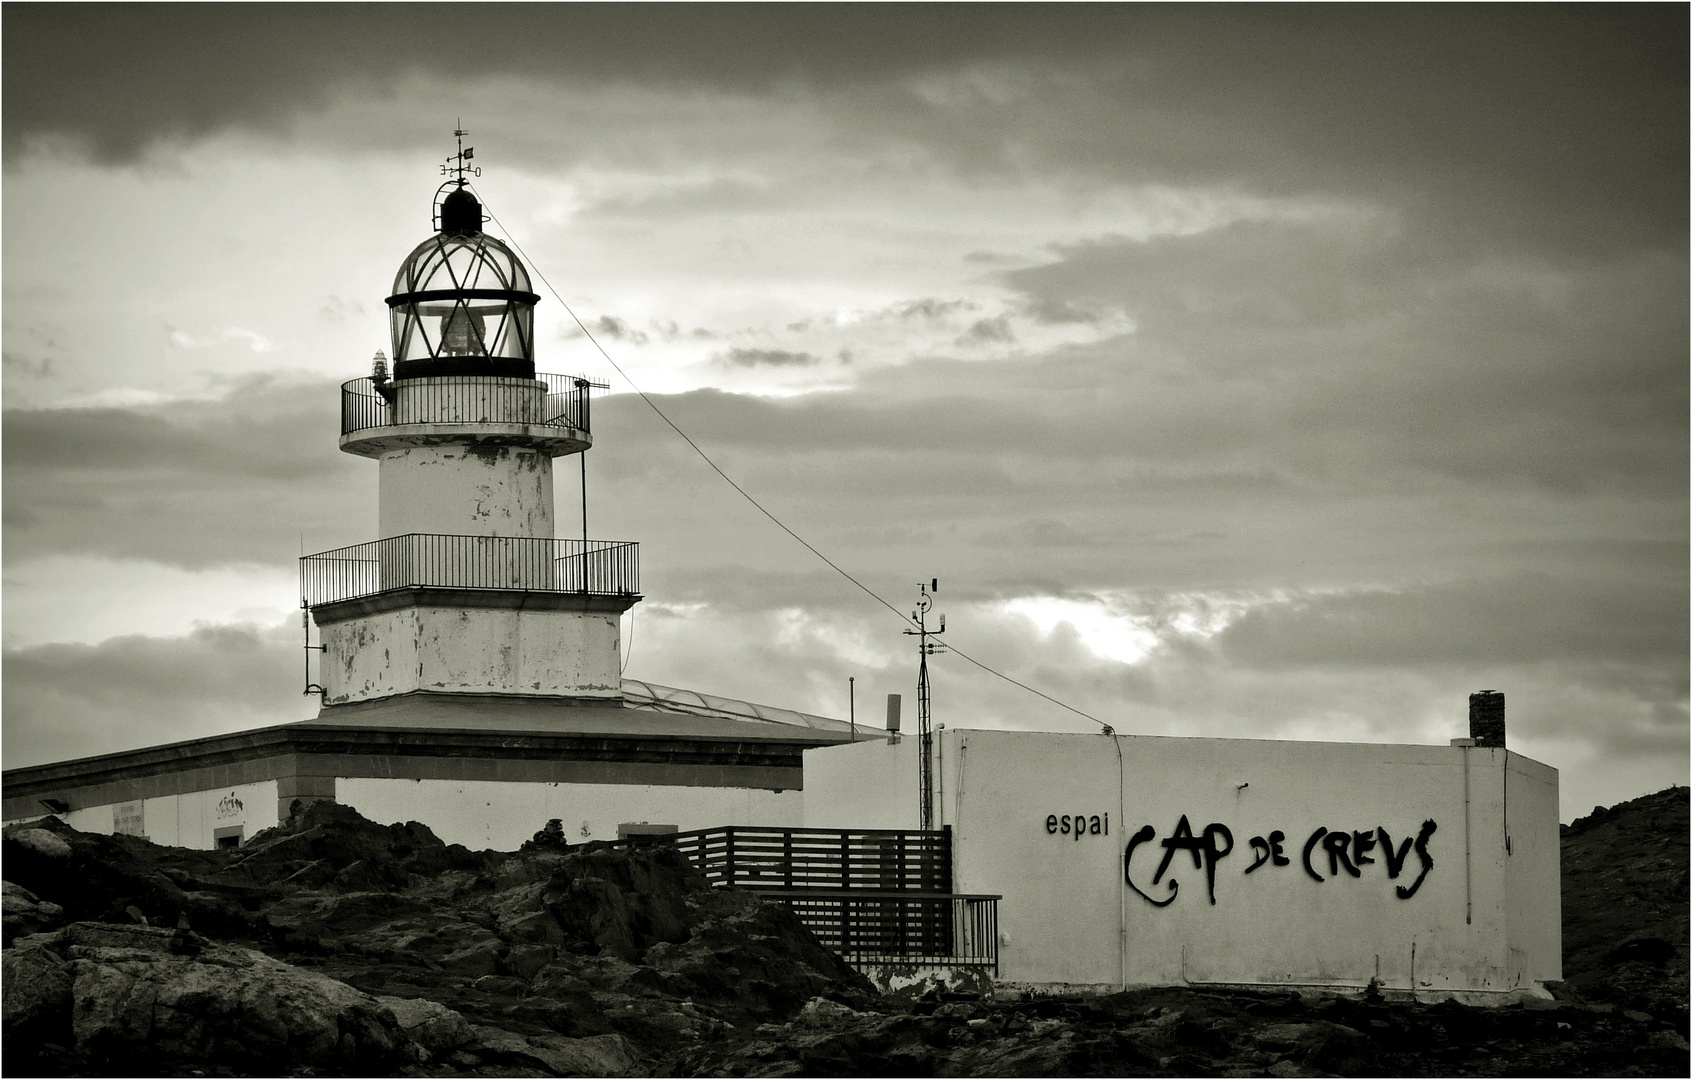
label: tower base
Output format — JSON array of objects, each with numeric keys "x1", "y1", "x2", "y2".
[{"x1": 312, "y1": 587, "x2": 638, "y2": 705}]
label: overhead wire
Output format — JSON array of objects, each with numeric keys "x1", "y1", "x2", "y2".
[{"x1": 481, "y1": 196, "x2": 1113, "y2": 734}]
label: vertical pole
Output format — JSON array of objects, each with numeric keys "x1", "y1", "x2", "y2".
[
  {"x1": 918, "y1": 648, "x2": 932, "y2": 830},
  {"x1": 849, "y1": 676, "x2": 856, "y2": 740},
  {"x1": 905, "y1": 581, "x2": 943, "y2": 831},
  {"x1": 1462, "y1": 746, "x2": 1473, "y2": 926}
]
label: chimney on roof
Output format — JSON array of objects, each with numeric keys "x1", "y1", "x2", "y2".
[{"x1": 1469, "y1": 690, "x2": 1505, "y2": 748}]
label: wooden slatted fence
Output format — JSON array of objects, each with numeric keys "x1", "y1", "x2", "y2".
[
  {"x1": 660, "y1": 825, "x2": 998, "y2": 973},
  {"x1": 667, "y1": 825, "x2": 950, "y2": 892}
]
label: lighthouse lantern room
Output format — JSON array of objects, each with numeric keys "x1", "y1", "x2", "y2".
[{"x1": 301, "y1": 167, "x2": 638, "y2": 706}]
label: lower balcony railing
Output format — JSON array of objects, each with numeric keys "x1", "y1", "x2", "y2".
[{"x1": 300, "y1": 533, "x2": 638, "y2": 606}]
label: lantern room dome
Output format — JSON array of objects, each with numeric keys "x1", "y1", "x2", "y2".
[{"x1": 385, "y1": 187, "x2": 541, "y2": 379}]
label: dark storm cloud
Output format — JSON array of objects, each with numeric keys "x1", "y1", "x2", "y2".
[
  {"x1": 2, "y1": 383, "x2": 341, "y2": 479},
  {"x1": 955, "y1": 316, "x2": 1014, "y2": 348},
  {"x1": 597, "y1": 212, "x2": 1689, "y2": 502},
  {"x1": 1, "y1": 2, "x2": 1144, "y2": 160},
  {"x1": 2, "y1": 379, "x2": 369, "y2": 567},
  {"x1": 592, "y1": 316, "x2": 648, "y2": 344},
  {"x1": 834, "y1": 7, "x2": 1685, "y2": 258},
  {"x1": 717, "y1": 348, "x2": 820, "y2": 368},
  {"x1": 994, "y1": 221, "x2": 1688, "y2": 496},
  {"x1": 1, "y1": 621, "x2": 302, "y2": 768},
  {"x1": 1214, "y1": 574, "x2": 1689, "y2": 671},
  {"x1": 7, "y1": 6, "x2": 1681, "y2": 257}
]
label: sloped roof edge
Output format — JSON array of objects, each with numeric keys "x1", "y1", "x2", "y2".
[{"x1": 620, "y1": 678, "x2": 857, "y2": 733}]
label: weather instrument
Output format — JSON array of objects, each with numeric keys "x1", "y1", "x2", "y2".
[{"x1": 903, "y1": 579, "x2": 946, "y2": 829}]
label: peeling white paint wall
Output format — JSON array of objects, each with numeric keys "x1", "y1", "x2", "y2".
[
  {"x1": 379, "y1": 443, "x2": 554, "y2": 539},
  {"x1": 320, "y1": 603, "x2": 622, "y2": 703}
]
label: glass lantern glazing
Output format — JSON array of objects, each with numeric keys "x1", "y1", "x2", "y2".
[{"x1": 386, "y1": 226, "x2": 540, "y2": 379}]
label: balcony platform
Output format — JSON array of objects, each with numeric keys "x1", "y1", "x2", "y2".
[
  {"x1": 339, "y1": 373, "x2": 592, "y2": 458},
  {"x1": 302, "y1": 533, "x2": 639, "y2": 607}
]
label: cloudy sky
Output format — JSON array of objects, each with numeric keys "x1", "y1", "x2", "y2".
[{"x1": 3, "y1": 4, "x2": 1685, "y2": 821}]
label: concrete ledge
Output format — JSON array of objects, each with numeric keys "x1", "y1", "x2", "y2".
[
  {"x1": 340, "y1": 423, "x2": 589, "y2": 458},
  {"x1": 311, "y1": 587, "x2": 640, "y2": 624},
  {"x1": 4, "y1": 719, "x2": 822, "y2": 821}
]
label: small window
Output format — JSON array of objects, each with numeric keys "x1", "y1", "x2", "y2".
[{"x1": 213, "y1": 826, "x2": 244, "y2": 849}]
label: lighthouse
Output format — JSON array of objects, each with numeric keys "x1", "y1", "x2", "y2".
[
  {"x1": 301, "y1": 160, "x2": 639, "y2": 705},
  {"x1": 2, "y1": 140, "x2": 856, "y2": 852}
]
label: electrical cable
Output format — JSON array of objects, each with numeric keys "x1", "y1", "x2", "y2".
[{"x1": 481, "y1": 196, "x2": 1112, "y2": 734}]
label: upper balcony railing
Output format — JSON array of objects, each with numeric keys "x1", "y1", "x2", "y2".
[
  {"x1": 301, "y1": 533, "x2": 638, "y2": 607},
  {"x1": 341, "y1": 373, "x2": 591, "y2": 439}
]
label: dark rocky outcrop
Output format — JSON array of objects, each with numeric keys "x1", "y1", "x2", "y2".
[
  {"x1": 1557, "y1": 785, "x2": 1689, "y2": 1027},
  {"x1": 3, "y1": 802, "x2": 875, "y2": 1076},
  {"x1": 5, "y1": 922, "x2": 408, "y2": 1075},
  {"x1": 4, "y1": 789, "x2": 1687, "y2": 1076}
]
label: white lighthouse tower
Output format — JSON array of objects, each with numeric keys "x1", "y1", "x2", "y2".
[{"x1": 302, "y1": 159, "x2": 639, "y2": 705}]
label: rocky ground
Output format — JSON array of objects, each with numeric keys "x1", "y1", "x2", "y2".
[{"x1": 3, "y1": 787, "x2": 1685, "y2": 1077}]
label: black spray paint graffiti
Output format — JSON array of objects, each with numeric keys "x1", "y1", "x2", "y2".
[
  {"x1": 1300, "y1": 820, "x2": 1438, "y2": 900},
  {"x1": 1123, "y1": 815, "x2": 1235, "y2": 906},
  {"x1": 1125, "y1": 816, "x2": 1438, "y2": 907}
]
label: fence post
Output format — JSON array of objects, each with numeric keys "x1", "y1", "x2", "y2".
[
  {"x1": 783, "y1": 831, "x2": 793, "y2": 888},
  {"x1": 725, "y1": 828, "x2": 736, "y2": 887},
  {"x1": 898, "y1": 893, "x2": 909, "y2": 958}
]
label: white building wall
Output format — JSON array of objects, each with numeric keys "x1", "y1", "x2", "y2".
[
  {"x1": 1504, "y1": 753, "x2": 1562, "y2": 982},
  {"x1": 803, "y1": 738, "x2": 918, "y2": 830},
  {"x1": 320, "y1": 603, "x2": 622, "y2": 704},
  {"x1": 337, "y1": 776, "x2": 806, "y2": 850},
  {"x1": 378, "y1": 443, "x2": 553, "y2": 539},
  {"x1": 44, "y1": 781, "x2": 280, "y2": 850},
  {"x1": 803, "y1": 729, "x2": 1560, "y2": 994},
  {"x1": 60, "y1": 802, "x2": 116, "y2": 836}
]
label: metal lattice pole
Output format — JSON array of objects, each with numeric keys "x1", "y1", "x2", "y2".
[{"x1": 905, "y1": 580, "x2": 945, "y2": 831}]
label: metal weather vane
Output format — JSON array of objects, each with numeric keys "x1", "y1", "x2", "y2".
[{"x1": 441, "y1": 122, "x2": 481, "y2": 186}]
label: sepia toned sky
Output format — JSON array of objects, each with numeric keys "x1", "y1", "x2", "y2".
[{"x1": 3, "y1": 4, "x2": 1685, "y2": 821}]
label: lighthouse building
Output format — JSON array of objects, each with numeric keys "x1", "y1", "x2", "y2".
[
  {"x1": 307, "y1": 182, "x2": 632, "y2": 706},
  {"x1": 3, "y1": 180, "x2": 858, "y2": 851}
]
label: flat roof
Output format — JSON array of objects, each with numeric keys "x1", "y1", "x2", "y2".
[
  {"x1": 309, "y1": 691, "x2": 857, "y2": 744},
  {"x1": 2, "y1": 688, "x2": 865, "y2": 801}
]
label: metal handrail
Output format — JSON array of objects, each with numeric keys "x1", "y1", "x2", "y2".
[
  {"x1": 341, "y1": 372, "x2": 591, "y2": 438},
  {"x1": 300, "y1": 533, "x2": 638, "y2": 606},
  {"x1": 755, "y1": 889, "x2": 1000, "y2": 972}
]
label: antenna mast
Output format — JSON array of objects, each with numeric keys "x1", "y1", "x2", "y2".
[{"x1": 903, "y1": 579, "x2": 945, "y2": 829}]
